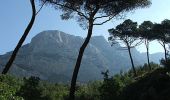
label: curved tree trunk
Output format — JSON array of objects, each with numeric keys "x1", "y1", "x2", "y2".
[
  {"x1": 127, "y1": 44, "x2": 137, "y2": 77},
  {"x1": 2, "y1": 0, "x2": 36, "y2": 74},
  {"x1": 69, "y1": 20, "x2": 94, "y2": 100},
  {"x1": 145, "y1": 39, "x2": 151, "y2": 70}
]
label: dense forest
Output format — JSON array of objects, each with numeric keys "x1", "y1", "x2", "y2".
[{"x1": 1, "y1": 0, "x2": 170, "y2": 100}]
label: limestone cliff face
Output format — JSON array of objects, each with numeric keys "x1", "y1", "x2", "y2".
[{"x1": 0, "y1": 30, "x2": 164, "y2": 83}]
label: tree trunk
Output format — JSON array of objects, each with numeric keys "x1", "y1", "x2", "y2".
[
  {"x1": 145, "y1": 40, "x2": 151, "y2": 70},
  {"x1": 163, "y1": 42, "x2": 167, "y2": 62},
  {"x1": 127, "y1": 44, "x2": 137, "y2": 77},
  {"x1": 69, "y1": 20, "x2": 94, "y2": 100},
  {"x1": 2, "y1": 0, "x2": 36, "y2": 74}
]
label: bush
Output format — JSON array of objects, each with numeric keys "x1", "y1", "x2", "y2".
[
  {"x1": 0, "y1": 75, "x2": 23, "y2": 100},
  {"x1": 99, "y1": 70, "x2": 133, "y2": 100}
]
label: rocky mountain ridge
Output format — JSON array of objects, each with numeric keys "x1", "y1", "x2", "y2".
[{"x1": 0, "y1": 30, "x2": 164, "y2": 83}]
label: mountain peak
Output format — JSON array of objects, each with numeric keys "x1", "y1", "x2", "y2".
[
  {"x1": 29, "y1": 30, "x2": 84, "y2": 54},
  {"x1": 32, "y1": 30, "x2": 66, "y2": 43},
  {"x1": 31, "y1": 30, "x2": 83, "y2": 43}
]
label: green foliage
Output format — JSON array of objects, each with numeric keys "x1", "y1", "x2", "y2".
[
  {"x1": 41, "y1": 0, "x2": 151, "y2": 24},
  {"x1": 0, "y1": 75, "x2": 23, "y2": 100},
  {"x1": 0, "y1": 75, "x2": 69, "y2": 100},
  {"x1": 16, "y1": 76, "x2": 44, "y2": 100},
  {"x1": 109, "y1": 19, "x2": 139, "y2": 41},
  {"x1": 99, "y1": 70, "x2": 133, "y2": 100},
  {"x1": 0, "y1": 73, "x2": 131, "y2": 100},
  {"x1": 0, "y1": 82, "x2": 23, "y2": 100},
  {"x1": 139, "y1": 21, "x2": 154, "y2": 40},
  {"x1": 0, "y1": 63, "x2": 165, "y2": 100},
  {"x1": 152, "y1": 19, "x2": 170, "y2": 42},
  {"x1": 75, "y1": 81, "x2": 101, "y2": 100},
  {"x1": 40, "y1": 83, "x2": 69, "y2": 100}
]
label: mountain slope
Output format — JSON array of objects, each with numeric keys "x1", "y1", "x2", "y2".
[{"x1": 0, "y1": 30, "x2": 164, "y2": 82}]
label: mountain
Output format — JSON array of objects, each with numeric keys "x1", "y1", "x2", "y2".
[
  {"x1": 150, "y1": 53, "x2": 164, "y2": 63},
  {"x1": 140, "y1": 52, "x2": 164, "y2": 64},
  {"x1": 0, "y1": 30, "x2": 164, "y2": 83}
]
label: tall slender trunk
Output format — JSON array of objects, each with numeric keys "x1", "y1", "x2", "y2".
[
  {"x1": 145, "y1": 39, "x2": 151, "y2": 70},
  {"x1": 127, "y1": 43, "x2": 137, "y2": 77},
  {"x1": 163, "y1": 42, "x2": 167, "y2": 62},
  {"x1": 2, "y1": 0, "x2": 36, "y2": 74},
  {"x1": 69, "y1": 20, "x2": 94, "y2": 100}
]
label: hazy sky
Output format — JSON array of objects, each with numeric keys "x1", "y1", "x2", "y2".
[{"x1": 0, "y1": 0, "x2": 170, "y2": 55}]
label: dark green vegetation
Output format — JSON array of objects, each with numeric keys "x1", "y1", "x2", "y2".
[{"x1": 2, "y1": 62, "x2": 170, "y2": 100}]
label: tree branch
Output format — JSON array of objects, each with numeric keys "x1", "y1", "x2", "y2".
[
  {"x1": 133, "y1": 39, "x2": 143, "y2": 47},
  {"x1": 36, "y1": 0, "x2": 47, "y2": 15},
  {"x1": 158, "y1": 41, "x2": 164, "y2": 47},
  {"x1": 94, "y1": 15, "x2": 110, "y2": 20},
  {"x1": 90, "y1": 5, "x2": 100, "y2": 19},
  {"x1": 93, "y1": 16, "x2": 114, "y2": 25}
]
